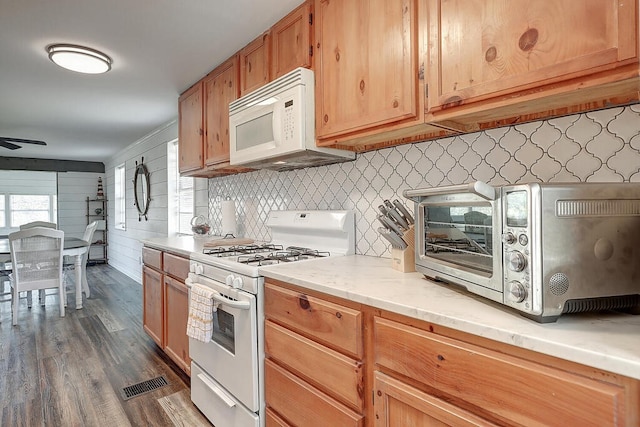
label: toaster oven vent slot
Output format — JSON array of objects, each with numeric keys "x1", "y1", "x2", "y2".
[
  {"x1": 562, "y1": 295, "x2": 640, "y2": 314},
  {"x1": 556, "y1": 199, "x2": 640, "y2": 217}
]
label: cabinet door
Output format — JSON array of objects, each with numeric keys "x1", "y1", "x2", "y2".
[
  {"x1": 240, "y1": 32, "x2": 271, "y2": 96},
  {"x1": 164, "y1": 275, "x2": 190, "y2": 375},
  {"x1": 178, "y1": 82, "x2": 204, "y2": 173},
  {"x1": 314, "y1": 0, "x2": 420, "y2": 139},
  {"x1": 374, "y1": 371, "x2": 496, "y2": 427},
  {"x1": 204, "y1": 56, "x2": 239, "y2": 166},
  {"x1": 271, "y1": 1, "x2": 313, "y2": 80},
  {"x1": 142, "y1": 265, "x2": 163, "y2": 347},
  {"x1": 428, "y1": 0, "x2": 638, "y2": 112}
]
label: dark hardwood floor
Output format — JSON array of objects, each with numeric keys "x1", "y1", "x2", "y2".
[{"x1": 0, "y1": 264, "x2": 212, "y2": 427}]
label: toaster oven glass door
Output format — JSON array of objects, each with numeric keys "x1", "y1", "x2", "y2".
[{"x1": 423, "y1": 203, "x2": 493, "y2": 275}]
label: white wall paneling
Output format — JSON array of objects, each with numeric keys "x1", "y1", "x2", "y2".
[{"x1": 104, "y1": 121, "x2": 177, "y2": 283}]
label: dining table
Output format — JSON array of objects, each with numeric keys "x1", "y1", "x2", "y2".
[{"x1": 0, "y1": 236, "x2": 90, "y2": 309}]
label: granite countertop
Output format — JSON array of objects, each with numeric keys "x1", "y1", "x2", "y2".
[{"x1": 258, "y1": 254, "x2": 640, "y2": 380}]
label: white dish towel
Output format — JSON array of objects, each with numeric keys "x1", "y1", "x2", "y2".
[{"x1": 186, "y1": 283, "x2": 219, "y2": 343}]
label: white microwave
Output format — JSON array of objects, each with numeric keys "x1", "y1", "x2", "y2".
[{"x1": 229, "y1": 67, "x2": 355, "y2": 171}]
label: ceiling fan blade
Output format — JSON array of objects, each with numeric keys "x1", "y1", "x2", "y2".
[
  {"x1": 0, "y1": 136, "x2": 47, "y2": 146},
  {"x1": 0, "y1": 140, "x2": 21, "y2": 150}
]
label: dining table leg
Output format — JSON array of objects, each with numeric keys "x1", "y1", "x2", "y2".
[{"x1": 75, "y1": 253, "x2": 84, "y2": 309}]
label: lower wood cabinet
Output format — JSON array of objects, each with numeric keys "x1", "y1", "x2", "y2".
[
  {"x1": 264, "y1": 281, "x2": 365, "y2": 426},
  {"x1": 373, "y1": 371, "x2": 496, "y2": 427},
  {"x1": 264, "y1": 278, "x2": 640, "y2": 427},
  {"x1": 163, "y1": 275, "x2": 190, "y2": 374},
  {"x1": 142, "y1": 246, "x2": 191, "y2": 376},
  {"x1": 142, "y1": 265, "x2": 163, "y2": 346}
]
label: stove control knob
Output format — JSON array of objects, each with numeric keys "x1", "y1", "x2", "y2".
[
  {"x1": 506, "y1": 250, "x2": 526, "y2": 272},
  {"x1": 508, "y1": 280, "x2": 527, "y2": 303},
  {"x1": 232, "y1": 276, "x2": 243, "y2": 289},
  {"x1": 192, "y1": 263, "x2": 204, "y2": 275},
  {"x1": 225, "y1": 274, "x2": 234, "y2": 287}
]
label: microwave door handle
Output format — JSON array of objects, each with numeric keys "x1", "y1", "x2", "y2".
[{"x1": 403, "y1": 181, "x2": 497, "y2": 201}]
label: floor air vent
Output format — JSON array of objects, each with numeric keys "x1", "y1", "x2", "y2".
[{"x1": 121, "y1": 375, "x2": 169, "y2": 400}]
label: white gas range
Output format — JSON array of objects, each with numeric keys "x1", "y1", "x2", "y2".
[{"x1": 187, "y1": 210, "x2": 355, "y2": 427}]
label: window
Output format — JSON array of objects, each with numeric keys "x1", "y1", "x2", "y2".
[
  {"x1": 0, "y1": 171, "x2": 57, "y2": 234},
  {"x1": 168, "y1": 139, "x2": 195, "y2": 235},
  {"x1": 114, "y1": 164, "x2": 126, "y2": 230},
  {"x1": 10, "y1": 195, "x2": 55, "y2": 225}
]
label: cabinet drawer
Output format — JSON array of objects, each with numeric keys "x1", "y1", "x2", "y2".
[
  {"x1": 265, "y1": 359, "x2": 364, "y2": 427},
  {"x1": 265, "y1": 283, "x2": 363, "y2": 358},
  {"x1": 142, "y1": 247, "x2": 162, "y2": 270},
  {"x1": 163, "y1": 252, "x2": 190, "y2": 281},
  {"x1": 265, "y1": 320, "x2": 364, "y2": 410},
  {"x1": 374, "y1": 317, "x2": 625, "y2": 427}
]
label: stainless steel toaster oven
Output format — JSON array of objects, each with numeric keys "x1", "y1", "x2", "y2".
[{"x1": 404, "y1": 181, "x2": 640, "y2": 322}]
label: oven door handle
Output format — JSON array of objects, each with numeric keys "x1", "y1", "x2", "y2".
[
  {"x1": 404, "y1": 181, "x2": 497, "y2": 201},
  {"x1": 212, "y1": 293, "x2": 251, "y2": 310},
  {"x1": 197, "y1": 373, "x2": 236, "y2": 408}
]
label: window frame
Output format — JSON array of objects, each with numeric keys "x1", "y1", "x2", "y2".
[{"x1": 114, "y1": 163, "x2": 126, "y2": 230}]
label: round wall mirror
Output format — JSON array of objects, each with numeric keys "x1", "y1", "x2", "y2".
[{"x1": 134, "y1": 158, "x2": 150, "y2": 221}]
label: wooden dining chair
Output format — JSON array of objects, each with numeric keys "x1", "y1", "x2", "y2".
[
  {"x1": 19, "y1": 221, "x2": 57, "y2": 230},
  {"x1": 9, "y1": 227, "x2": 65, "y2": 325}
]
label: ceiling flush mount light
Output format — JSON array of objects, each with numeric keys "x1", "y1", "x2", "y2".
[{"x1": 46, "y1": 44, "x2": 112, "y2": 74}]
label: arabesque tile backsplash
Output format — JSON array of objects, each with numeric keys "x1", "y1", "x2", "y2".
[{"x1": 209, "y1": 104, "x2": 640, "y2": 257}]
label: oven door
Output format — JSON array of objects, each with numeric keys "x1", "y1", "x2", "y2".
[
  {"x1": 188, "y1": 274, "x2": 259, "y2": 413},
  {"x1": 406, "y1": 182, "x2": 504, "y2": 298}
]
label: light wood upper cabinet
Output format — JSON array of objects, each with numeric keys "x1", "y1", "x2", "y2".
[
  {"x1": 240, "y1": 32, "x2": 271, "y2": 96},
  {"x1": 271, "y1": 1, "x2": 313, "y2": 79},
  {"x1": 204, "y1": 56, "x2": 239, "y2": 166},
  {"x1": 314, "y1": 0, "x2": 419, "y2": 139},
  {"x1": 178, "y1": 82, "x2": 204, "y2": 173},
  {"x1": 427, "y1": 0, "x2": 639, "y2": 117},
  {"x1": 313, "y1": 0, "x2": 453, "y2": 150}
]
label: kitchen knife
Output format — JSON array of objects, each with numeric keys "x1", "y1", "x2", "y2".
[
  {"x1": 381, "y1": 201, "x2": 410, "y2": 231},
  {"x1": 377, "y1": 213, "x2": 405, "y2": 237},
  {"x1": 378, "y1": 227, "x2": 408, "y2": 249},
  {"x1": 393, "y1": 199, "x2": 414, "y2": 225}
]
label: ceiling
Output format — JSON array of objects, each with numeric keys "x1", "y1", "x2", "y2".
[{"x1": 0, "y1": 0, "x2": 304, "y2": 163}]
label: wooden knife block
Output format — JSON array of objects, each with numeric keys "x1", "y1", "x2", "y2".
[{"x1": 391, "y1": 225, "x2": 415, "y2": 273}]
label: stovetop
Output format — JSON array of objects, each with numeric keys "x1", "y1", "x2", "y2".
[
  {"x1": 189, "y1": 210, "x2": 355, "y2": 291},
  {"x1": 204, "y1": 244, "x2": 331, "y2": 266}
]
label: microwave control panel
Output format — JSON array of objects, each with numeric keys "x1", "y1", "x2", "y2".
[{"x1": 283, "y1": 99, "x2": 295, "y2": 141}]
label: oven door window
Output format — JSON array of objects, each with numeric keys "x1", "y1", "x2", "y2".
[
  {"x1": 424, "y1": 203, "x2": 493, "y2": 274},
  {"x1": 212, "y1": 308, "x2": 235, "y2": 354}
]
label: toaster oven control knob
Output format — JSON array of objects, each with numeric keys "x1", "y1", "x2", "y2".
[
  {"x1": 503, "y1": 232, "x2": 517, "y2": 245},
  {"x1": 508, "y1": 281, "x2": 527, "y2": 303},
  {"x1": 506, "y1": 250, "x2": 527, "y2": 272}
]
